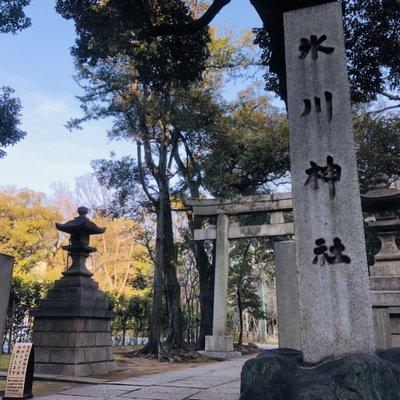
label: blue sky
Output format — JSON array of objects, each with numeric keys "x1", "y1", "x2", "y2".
[{"x1": 0, "y1": 0, "x2": 262, "y2": 194}]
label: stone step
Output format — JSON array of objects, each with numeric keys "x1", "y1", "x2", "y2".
[
  {"x1": 369, "y1": 263, "x2": 400, "y2": 277},
  {"x1": 370, "y1": 291, "x2": 400, "y2": 306},
  {"x1": 370, "y1": 276, "x2": 400, "y2": 291}
]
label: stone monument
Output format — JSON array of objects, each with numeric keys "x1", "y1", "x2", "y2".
[
  {"x1": 31, "y1": 207, "x2": 117, "y2": 376},
  {"x1": 362, "y1": 173, "x2": 400, "y2": 348},
  {"x1": 240, "y1": 4, "x2": 400, "y2": 398},
  {"x1": 0, "y1": 254, "x2": 14, "y2": 349},
  {"x1": 284, "y1": 1, "x2": 375, "y2": 364}
]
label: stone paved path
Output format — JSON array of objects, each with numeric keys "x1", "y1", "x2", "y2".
[{"x1": 35, "y1": 356, "x2": 251, "y2": 400}]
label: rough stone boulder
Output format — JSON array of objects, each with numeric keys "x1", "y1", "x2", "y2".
[{"x1": 240, "y1": 348, "x2": 400, "y2": 400}]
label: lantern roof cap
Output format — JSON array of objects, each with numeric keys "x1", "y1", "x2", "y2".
[
  {"x1": 56, "y1": 207, "x2": 106, "y2": 235},
  {"x1": 361, "y1": 173, "x2": 400, "y2": 212}
]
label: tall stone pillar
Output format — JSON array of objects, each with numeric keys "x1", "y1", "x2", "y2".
[
  {"x1": 0, "y1": 254, "x2": 14, "y2": 347},
  {"x1": 212, "y1": 213, "x2": 229, "y2": 337},
  {"x1": 204, "y1": 214, "x2": 240, "y2": 357},
  {"x1": 275, "y1": 241, "x2": 301, "y2": 350},
  {"x1": 284, "y1": 2, "x2": 375, "y2": 364}
]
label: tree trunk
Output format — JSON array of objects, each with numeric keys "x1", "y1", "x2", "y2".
[
  {"x1": 237, "y1": 286, "x2": 243, "y2": 346},
  {"x1": 8, "y1": 300, "x2": 15, "y2": 354},
  {"x1": 161, "y1": 183, "x2": 184, "y2": 348},
  {"x1": 143, "y1": 200, "x2": 164, "y2": 355},
  {"x1": 195, "y1": 223, "x2": 215, "y2": 349},
  {"x1": 139, "y1": 130, "x2": 184, "y2": 353},
  {"x1": 172, "y1": 133, "x2": 216, "y2": 350},
  {"x1": 185, "y1": 212, "x2": 215, "y2": 350}
]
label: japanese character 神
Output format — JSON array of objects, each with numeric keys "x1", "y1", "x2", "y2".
[
  {"x1": 320, "y1": 156, "x2": 341, "y2": 199},
  {"x1": 305, "y1": 156, "x2": 341, "y2": 199}
]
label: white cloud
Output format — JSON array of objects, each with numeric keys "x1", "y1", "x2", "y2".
[
  {"x1": 1, "y1": 89, "x2": 134, "y2": 194},
  {"x1": 36, "y1": 97, "x2": 69, "y2": 118}
]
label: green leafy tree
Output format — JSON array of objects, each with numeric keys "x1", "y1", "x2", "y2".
[
  {"x1": 254, "y1": 0, "x2": 400, "y2": 105},
  {"x1": 90, "y1": 84, "x2": 223, "y2": 352},
  {"x1": 343, "y1": 0, "x2": 400, "y2": 105},
  {"x1": 200, "y1": 87, "x2": 290, "y2": 197},
  {"x1": 106, "y1": 292, "x2": 151, "y2": 346},
  {"x1": 56, "y1": 1, "x2": 399, "y2": 105},
  {"x1": 55, "y1": 0, "x2": 210, "y2": 93},
  {"x1": 354, "y1": 114, "x2": 400, "y2": 193},
  {"x1": 61, "y1": 64, "x2": 289, "y2": 355},
  {"x1": 0, "y1": 86, "x2": 26, "y2": 158},
  {"x1": 85, "y1": 85, "x2": 289, "y2": 349},
  {"x1": 170, "y1": 85, "x2": 290, "y2": 347},
  {"x1": 0, "y1": 0, "x2": 31, "y2": 34}
]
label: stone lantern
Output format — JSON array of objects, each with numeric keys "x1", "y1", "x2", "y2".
[
  {"x1": 57, "y1": 206, "x2": 105, "y2": 277},
  {"x1": 361, "y1": 173, "x2": 400, "y2": 348},
  {"x1": 31, "y1": 207, "x2": 117, "y2": 376}
]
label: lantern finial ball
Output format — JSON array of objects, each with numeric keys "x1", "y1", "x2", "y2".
[
  {"x1": 78, "y1": 206, "x2": 89, "y2": 217},
  {"x1": 372, "y1": 173, "x2": 389, "y2": 189}
]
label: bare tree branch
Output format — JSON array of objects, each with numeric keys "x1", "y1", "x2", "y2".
[
  {"x1": 367, "y1": 103, "x2": 400, "y2": 115},
  {"x1": 381, "y1": 91, "x2": 400, "y2": 101},
  {"x1": 181, "y1": 135, "x2": 202, "y2": 185},
  {"x1": 142, "y1": 232, "x2": 156, "y2": 266},
  {"x1": 137, "y1": 141, "x2": 158, "y2": 205},
  {"x1": 150, "y1": 0, "x2": 231, "y2": 36},
  {"x1": 204, "y1": 61, "x2": 263, "y2": 69}
]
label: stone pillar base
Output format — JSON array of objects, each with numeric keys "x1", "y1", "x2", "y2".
[
  {"x1": 198, "y1": 350, "x2": 242, "y2": 359},
  {"x1": 205, "y1": 335, "x2": 234, "y2": 352},
  {"x1": 201, "y1": 335, "x2": 241, "y2": 358}
]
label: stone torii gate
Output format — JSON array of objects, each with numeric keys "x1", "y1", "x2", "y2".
[{"x1": 185, "y1": 193, "x2": 294, "y2": 357}]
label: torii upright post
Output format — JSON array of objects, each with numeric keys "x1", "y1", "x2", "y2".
[
  {"x1": 204, "y1": 214, "x2": 235, "y2": 355},
  {"x1": 284, "y1": 2, "x2": 375, "y2": 364}
]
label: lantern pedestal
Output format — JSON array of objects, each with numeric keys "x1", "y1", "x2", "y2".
[{"x1": 32, "y1": 275, "x2": 117, "y2": 376}]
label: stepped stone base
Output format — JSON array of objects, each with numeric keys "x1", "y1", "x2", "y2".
[
  {"x1": 31, "y1": 274, "x2": 117, "y2": 376},
  {"x1": 370, "y1": 273, "x2": 400, "y2": 348},
  {"x1": 33, "y1": 317, "x2": 117, "y2": 376}
]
